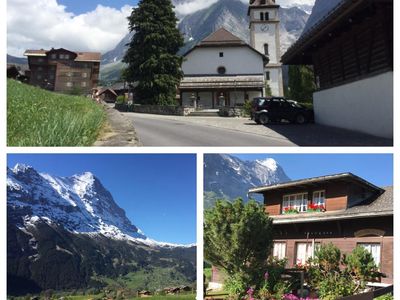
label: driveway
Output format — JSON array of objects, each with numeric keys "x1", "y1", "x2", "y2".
[{"x1": 123, "y1": 112, "x2": 392, "y2": 147}]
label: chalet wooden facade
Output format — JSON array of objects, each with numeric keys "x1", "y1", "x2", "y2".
[
  {"x1": 249, "y1": 173, "x2": 393, "y2": 285},
  {"x1": 209, "y1": 173, "x2": 393, "y2": 288},
  {"x1": 281, "y1": 0, "x2": 393, "y2": 138},
  {"x1": 24, "y1": 48, "x2": 101, "y2": 94}
]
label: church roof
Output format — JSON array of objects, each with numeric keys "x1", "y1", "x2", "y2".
[
  {"x1": 249, "y1": 0, "x2": 279, "y2": 8},
  {"x1": 183, "y1": 28, "x2": 269, "y2": 64},
  {"x1": 200, "y1": 28, "x2": 246, "y2": 46},
  {"x1": 180, "y1": 75, "x2": 265, "y2": 90}
]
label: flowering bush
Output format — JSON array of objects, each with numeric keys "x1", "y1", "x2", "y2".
[
  {"x1": 307, "y1": 203, "x2": 326, "y2": 212},
  {"x1": 283, "y1": 294, "x2": 319, "y2": 300}
]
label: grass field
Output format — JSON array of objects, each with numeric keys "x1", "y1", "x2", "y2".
[
  {"x1": 7, "y1": 79, "x2": 105, "y2": 146},
  {"x1": 11, "y1": 293, "x2": 196, "y2": 300}
]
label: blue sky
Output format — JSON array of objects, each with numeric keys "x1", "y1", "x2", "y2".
[
  {"x1": 7, "y1": 154, "x2": 196, "y2": 245},
  {"x1": 233, "y1": 154, "x2": 393, "y2": 187},
  {"x1": 58, "y1": 0, "x2": 136, "y2": 14}
]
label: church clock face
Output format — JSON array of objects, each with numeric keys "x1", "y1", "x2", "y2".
[{"x1": 260, "y1": 24, "x2": 269, "y2": 32}]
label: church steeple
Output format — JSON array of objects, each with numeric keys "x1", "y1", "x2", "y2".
[{"x1": 249, "y1": 0, "x2": 283, "y2": 96}]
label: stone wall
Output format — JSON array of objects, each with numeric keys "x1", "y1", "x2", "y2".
[
  {"x1": 132, "y1": 105, "x2": 195, "y2": 116},
  {"x1": 218, "y1": 107, "x2": 246, "y2": 117}
]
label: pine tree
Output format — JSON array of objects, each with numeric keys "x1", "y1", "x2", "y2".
[
  {"x1": 123, "y1": 0, "x2": 184, "y2": 105},
  {"x1": 288, "y1": 65, "x2": 316, "y2": 103}
]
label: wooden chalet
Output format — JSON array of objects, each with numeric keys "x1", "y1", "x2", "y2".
[
  {"x1": 281, "y1": 0, "x2": 393, "y2": 138},
  {"x1": 98, "y1": 88, "x2": 118, "y2": 103},
  {"x1": 24, "y1": 48, "x2": 101, "y2": 94},
  {"x1": 248, "y1": 173, "x2": 393, "y2": 285}
]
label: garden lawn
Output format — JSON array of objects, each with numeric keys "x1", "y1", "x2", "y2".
[{"x1": 7, "y1": 79, "x2": 105, "y2": 146}]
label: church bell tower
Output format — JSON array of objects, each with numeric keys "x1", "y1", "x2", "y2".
[{"x1": 249, "y1": 0, "x2": 284, "y2": 96}]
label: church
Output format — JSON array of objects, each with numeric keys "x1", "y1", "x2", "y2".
[{"x1": 179, "y1": 0, "x2": 284, "y2": 109}]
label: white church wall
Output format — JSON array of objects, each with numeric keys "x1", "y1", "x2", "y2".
[
  {"x1": 182, "y1": 47, "x2": 264, "y2": 75},
  {"x1": 266, "y1": 68, "x2": 282, "y2": 96},
  {"x1": 314, "y1": 72, "x2": 393, "y2": 139},
  {"x1": 253, "y1": 25, "x2": 278, "y2": 64}
]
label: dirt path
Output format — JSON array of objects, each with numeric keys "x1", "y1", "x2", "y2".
[{"x1": 94, "y1": 104, "x2": 141, "y2": 147}]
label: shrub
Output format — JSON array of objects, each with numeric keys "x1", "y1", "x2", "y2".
[
  {"x1": 204, "y1": 199, "x2": 274, "y2": 298},
  {"x1": 243, "y1": 100, "x2": 252, "y2": 117},
  {"x1": 116, "y1": 95, "x2": 126, "y2": 104}
]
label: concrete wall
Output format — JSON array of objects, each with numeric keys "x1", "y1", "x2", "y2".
[
  {"x1": 182, "y1": 47, "x2": 264, "y2": 75},
  {"x1": 132, "y1": 104, "x2": 195, "y2": 116},
  {"x1": 314, "y1": 72, "x2": 393, "y2": 139}
]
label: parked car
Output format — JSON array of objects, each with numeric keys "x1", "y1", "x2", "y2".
[{"x1": 251, "y1": 97, "x2": 314, "y2": 125}]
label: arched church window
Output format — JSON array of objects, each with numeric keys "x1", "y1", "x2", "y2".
[
  {"x1": 260, "y1": 12, "x2": 264, "y2": 21},
  {"x1": 264, "y1": 43, "x2": 269, "y2": 56},
  {"x1": 265, "y1": 12, "x2": 269, "y2": 20}
]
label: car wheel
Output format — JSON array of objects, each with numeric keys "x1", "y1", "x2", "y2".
[
  {"x1": 295, "y1": 114, "x2": 306, "y2": 124},
  {"x1": 259, "y1": 113, "x2": 270, "y2": 125}
]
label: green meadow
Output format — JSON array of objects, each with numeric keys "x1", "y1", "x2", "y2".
[{"x1": 7, "y1": 79, "x2": 105, "y2": 146}]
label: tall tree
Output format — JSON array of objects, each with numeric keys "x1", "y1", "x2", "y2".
[
  {"x1": 204, "y1": 199, "x2": 273, "y2": 297},
  {"x1": 123, "y1": 0, "x2": 184, "y2": 105},
  {"x1": 287, "y1": 65, "x2": 316, "y2": 103}
]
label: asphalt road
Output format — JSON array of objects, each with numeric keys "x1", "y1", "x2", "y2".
[{"x1": 129, "y1": 113, "x2": 295, "y2": 147}]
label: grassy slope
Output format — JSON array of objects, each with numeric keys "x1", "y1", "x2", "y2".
[
  {"x1": 93, "y1": 267, "x2": 193, "y2": 292},
  {"x1": 7, "y1": 79, "x2": 105, "y2": 146}
]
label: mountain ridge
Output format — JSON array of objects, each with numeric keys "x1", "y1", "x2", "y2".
[{"x1": 204, "y1": 154, "x2": 290, "y2": 208}]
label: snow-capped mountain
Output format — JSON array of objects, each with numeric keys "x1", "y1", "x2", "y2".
[
  {"x1": 7, "y1": 164, "x2": 185, "y2": 247},
  {"x1": 204, "y1": 154, "x2": 290, "y2": 207},
  {"x1": 100, "y1": 0, "x2": 310, "y2": 81},
  {"x1": 7, "y1": 164, "x2": 196, "y2": 295}
]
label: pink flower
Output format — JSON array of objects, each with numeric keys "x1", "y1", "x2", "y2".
[{"x1": 264, "y1": 271, "x2": 269, "y2": 281}]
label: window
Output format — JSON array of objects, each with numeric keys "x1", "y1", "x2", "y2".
[
  {"x1": 313, "y1": 191, "x2": 326, "y2": 207},
  {"x1": 81, "y1": 82, "x2": 87, "y2": 87},
  {"x1": 64, "y1": 54, "x2": 70, "y2": 60},
  {"x1": 264, "y1": 43, "x2": 269, "y2": 56},
  {"x1": 219, "y1": 52, "x2": 224, "y2": 57},
  {"x1": 261, "y1": 0, "x2": 266, "y2": 4},
  {"x1": 296, "y1": 242, "x2": 320, "y2": 265},
  {"x1": 273, "y1": 242, "x2": 286, "y2": 260},
  {"x1": 265, "y1": 12, "x2": 270, "y2": 20},
  {"x1": 38, "y1": 58, "x2": 44, "y2": 63},
  {"x1": 59, "y1": 54, "x2": 65, "y2": 59},
  {"x1": 51, "y1": 54, "x2": 57, "y2": 59},
  {"x1": 260, "y1": 12, "x2": 264, "y2": 21},
  {"x1": 66, "y1": 72, "x2": 72, "y2": 77},
  {"x1": 37, "y1": 74, "x2": 42, "y2": 80},
  {"x1": 66, "y1": 82, "x2": 73, "y2": 87},
  {"x1": 359, "y1": 243, "x2": 381, "y2": 267},
  {"x1": 265, "y1": 71, "x2": 270, "y2": 81},
  {"x1": 217, "y1": 66, "x2": 226, "y2": 75},
  {"x1": 37, "y1": 67, "x2": 43, "y2": 71},
  {"x1": 282, "y1": 193, "x2": 308, "y2": 213},
  {"x1": 82, "y1": 72, "x2": 88, "y2": 78}
]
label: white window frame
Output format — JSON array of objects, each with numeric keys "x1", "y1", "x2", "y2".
[
  {"x1": 312, "y1": 190, "x2": 326, "y2": 207},
  {"x1": 282, "y1": 193, "x2": 308, "y2": 213},
  {"x1": 66, "y1": 82, "x2": 73, "y2": 87},
  {"x1": 51, "y1": 54, "x2": 57, "y2": 59},
  {"x1": 81, "y1": 81, "x2": 87, "y2": 87},
  {"x1": 296, "y1": 242, "x2": 320, "y2": 265},
  {"x1": 358, "y1": 243, "x2": 381, "y2": 268},
  {"x1": 273, "y1": 242, "x2": 286, "y2": 260},
  {"x1": 82, "y1": 72, "x2": 88, "y2": 78}
]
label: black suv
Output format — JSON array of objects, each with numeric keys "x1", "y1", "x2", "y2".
[{"x1": 251, "y1": 97, "x2": 314, "y2": 125}]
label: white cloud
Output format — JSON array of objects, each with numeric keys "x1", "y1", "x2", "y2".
[
  {"x1": 7, "y1": 0, "x2": 133, "y2": 57},
  {"x1": 277, "y1": 0, "x2": 315, "y2": 6}
]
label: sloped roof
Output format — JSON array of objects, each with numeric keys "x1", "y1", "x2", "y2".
[
  {"x1": 183, "y1": 28, "x2": 268, "y2": 63},
  {"x1": 281, "y1": 0, "x2": 369, "y2": 64},
  {"x1": 271, "y1": 186, "x2": 393, "y2": 224},
  {"x1": 98, "y1": 88, "x2": 117, "y2": 97},
  {"x1": 249, "y1": 173, "x2": 383, "y2": 194},
  {"x1": 249, "y1": 0, "x2": 279, "y2": 8},
  {"x1": 200, "y1": 28, "x2": 246, "y2": 46},
  {"x1": 180, "y1": 75, "x2": 265, "y2": 90},
  {"x1": 24, "y1": 48, "x2": 101, "y2": 62}
]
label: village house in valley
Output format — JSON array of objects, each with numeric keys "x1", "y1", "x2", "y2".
[
  {"x1": 24, "y1": 48, "x2": 101, "y2": 94},
  {"x1": 250, "y1": 173, "x2": 393, "y2": 285},
  {"x1": 210, "y1": 173, "x2": 393, "y2": 288},
  {"x1": 179, "y1": 0, "x2": 283, "y2": 109},
  {"x1": 282, "y1": 0, "x2": 393, "y2": 138}
]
